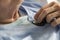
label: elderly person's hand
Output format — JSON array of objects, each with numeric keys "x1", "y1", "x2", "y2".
[
  {"x1": 34, "y1": 2, "x2": 60, "y2": 27},
  {"x1": 0, "y1": 0, "x2": 23, "y2": 24}
]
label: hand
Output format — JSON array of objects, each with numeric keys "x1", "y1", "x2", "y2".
[
  {"x1": 0, "y1": 0, "x2": 23, "y2": 24},
  {"x1": 34, "y1": 2, "x2": 60, "y2": 27}
]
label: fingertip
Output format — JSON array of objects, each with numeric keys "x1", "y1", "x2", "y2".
[{"x1": 51, "y1": 18, "x2": 60, "y2": 27}]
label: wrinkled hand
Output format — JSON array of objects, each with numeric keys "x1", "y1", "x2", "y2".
[{"x1": 34, "y1": 2, "x2": 60, "y2": 27}]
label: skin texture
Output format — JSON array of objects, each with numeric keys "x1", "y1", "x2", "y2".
[
  {"x1": 0, "y1": 0, "x2": 60, "y2": 27},
  {"x1": 34, "y1": 2, "x2": 60, "y2": 27},
  {"x1": 34, "y1": 2, "x2": 55, "y2": 21},
  {"x1": 0, "y1": 0, "x2": 23, "y2": 24}
]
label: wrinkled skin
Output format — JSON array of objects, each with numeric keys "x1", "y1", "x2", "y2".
[
  {"x1": 0, "y1": 0, "x2": 60, "y2": 27},
  {"x1": 34, "y1": 2, "x2": 60, "y2": 27},
  {"x1": 0, "y1": 0, "x2": 23, "y2": 24}
]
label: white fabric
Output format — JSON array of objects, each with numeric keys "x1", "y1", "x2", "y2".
[{"x1": 0, "y1": 16, "x2": 59, "y2": 40}]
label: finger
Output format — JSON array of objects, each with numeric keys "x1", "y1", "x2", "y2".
[
  {"x1": 34, "y1": 2, "x2": 55, "y2": 21},
  {"x1": 46, "y1": 11, "x2": 60, "y2": 23},
  {"x1": 42, "y1": 2, "x2": 56, "y2": 9},
  {"x1": 37, "y1": 3, "x2": 60, "y2": 23},
  {"x1": 51, "y1": 17, "x2": 60, "y2": 27}
]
